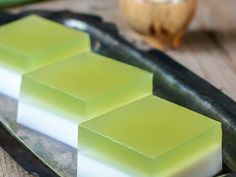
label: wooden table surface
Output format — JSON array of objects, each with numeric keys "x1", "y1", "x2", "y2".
[{"x1": 1, "y1": 0, "x2": 236, "y2": 176}]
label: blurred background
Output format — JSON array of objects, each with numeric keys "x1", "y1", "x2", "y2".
[{"x1": 0, "y1": 0, "x2": 236, "y2": 176}]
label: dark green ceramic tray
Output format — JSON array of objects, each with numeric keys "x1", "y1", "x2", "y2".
[{"x1": 0, "y1": 10, "x2": 236, "y2": 177}]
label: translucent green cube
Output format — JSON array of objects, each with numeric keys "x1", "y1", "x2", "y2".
[
  {"x1": 78, "y1": 96, "x2": 222, "y2": 177},
  {"x1": 17, "y1": 52, "x2": 153, "y2": 148},
  {"x1": 0, "y1": 15, "x2": 90, "y2": 99}
]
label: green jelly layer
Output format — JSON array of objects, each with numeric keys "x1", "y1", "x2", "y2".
[
  {"x1": 0, "y1": 15, "x2": 90, "y2": 74},
  {"x1": 78, "y1": 95, "x2": 222, "y2": 177},
  {"x1": 0, "y1": 0, "x2": 38, "y2": 8},
  {"x1": 20, "y1": 52, "x2": 153, "y2": 123}
]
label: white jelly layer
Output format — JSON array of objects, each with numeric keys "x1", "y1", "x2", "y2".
[
  {"x1": 77, "y1": 153, "x2": 130, "y2": 177},
  {"x1": 0, "y1": 68, "x2": 21, "y2": 99},
  {"x1": 17, "y1": 102, "x2": 78, "y2": 148}
]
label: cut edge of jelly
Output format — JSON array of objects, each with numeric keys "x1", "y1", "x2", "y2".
[
  {"x1": 17, "y1": 102, "x2": 78, "y2": 148},
  {"x1": 77, "y1": 144, "x2": 222, "y2": 177},
  {"x1": 0, "y1": 67, "x2": 22, "y2": 99}
]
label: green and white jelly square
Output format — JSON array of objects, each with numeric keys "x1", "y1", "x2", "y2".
[
  {"x1": 17, "y1": 52, "x2": 153, "y2": 148},
  {"x1": 0, "y1": 15, "x2": 90, "y2": 99},
  {"x1": 78, "y1": 95, "x2": 222, "y2": 177}
]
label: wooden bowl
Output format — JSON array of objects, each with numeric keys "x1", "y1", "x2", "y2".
[{"x1": 119, "y1": 0, "x2": 197, "y2": 49}]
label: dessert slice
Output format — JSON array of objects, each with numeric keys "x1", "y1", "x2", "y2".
[
  {"x1": 78, "y1": 95, "x2": 222, "y2": 177},
  {"x1": 17, "y1": 52, "x2": 153, "y2": 148},
  {"x1": 0, "y1": 15, "x2": 90, "y2": 99}
]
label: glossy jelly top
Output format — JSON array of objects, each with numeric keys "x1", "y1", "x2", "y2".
[
  {"x1": 78, "y1": 96, "x2": 221, "y2": 176},
  {"x1": 79, "y1": 95, "x2": 221, "y2": 158},
  {"x1": 21, "y1": 52, "x2": 152, "y2": 120},
  {"x1": 24, "y1": 52, "x2": 152, "y2": 101},
  {"x1": 0, "y1": 15, "x2": 90, "y2": 73}
]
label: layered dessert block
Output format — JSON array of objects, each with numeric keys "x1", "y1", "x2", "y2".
[
  {"x1": 17, "y1": 52, "x2": 153, "y2": 148},
  {"x1": 0, "y1": 15, "x2": 90, "y2": 99},
  {"x1": 78, "y1": 95, "x2": 222, "y2": 177}
]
